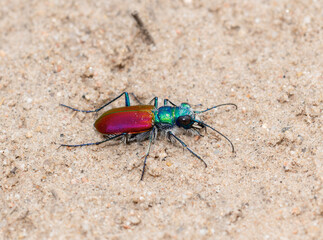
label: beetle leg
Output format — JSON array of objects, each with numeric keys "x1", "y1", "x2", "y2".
[
  {"x1": 130, "y1": 93, "x2": 143, "y2": 105},
  {"x1": 60, "y1": 92, "x2": 131, "y2": 113},
  {"x1": 191, "y1": 127, "x2": 204, "y2": 137},
  {"x1": 147, "y1": 97, "x2": 158, "y2": 108},
  {"x1": 140, "y1": 127, "x2": 156, "y2": 180},
  {"x1": 153, "y1": 126, "x2": 158, "y2": 142},
  {"x1": 164, "y1": 99, "x2": 177, "y2": 106},
  {"x1": 167, "y1": 131, "x2": 207, "y2": 168},
  {"x1": 196, "y1": 121, "x2": 207, "y2": 134},
  {"x1": 60, "y1": 133, "x2": 126, "y2": 147},
  {"x1": 123, "y1": 134, "x2": 130, "y2": 144}
]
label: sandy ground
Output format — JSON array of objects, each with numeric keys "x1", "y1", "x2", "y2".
[{"x1": 0, "y1": 0, "x2": 322, "y2": 239}]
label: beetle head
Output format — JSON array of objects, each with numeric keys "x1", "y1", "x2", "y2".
[
  {"x1": 175, "y1": 102, "x2": 237, "y2": 153},
  {"x1": 175, "y1": 103, "x2": 196, "y2": 129}
]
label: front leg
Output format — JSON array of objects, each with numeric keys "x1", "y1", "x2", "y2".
[
  {"x1": 167, "y1": 131, "x2": 207, "y2": 168},
  {"x1": 164, "y1": 99, "x2": 177, "y2": 106}
]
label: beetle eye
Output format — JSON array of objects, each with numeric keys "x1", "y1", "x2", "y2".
[{"x1": 177, "y1": 115, "x2": 192, "y2": 127}]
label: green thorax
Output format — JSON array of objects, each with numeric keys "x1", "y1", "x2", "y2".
[{"x1": 153, "y1": 103, "x2": 194, "y2": 125}]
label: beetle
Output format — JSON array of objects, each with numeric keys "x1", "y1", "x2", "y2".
[{"x1": 60, "y1": 92, "x2": 237, "y2": 180}]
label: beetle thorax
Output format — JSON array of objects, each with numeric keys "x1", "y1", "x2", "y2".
[{"x1": 154, "y1": 103, "x2": 196, "y2": 130}]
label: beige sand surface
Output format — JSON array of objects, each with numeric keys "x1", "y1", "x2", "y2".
[{"x1": 0, "y1": 0, "x2": 322, "y2": 239}]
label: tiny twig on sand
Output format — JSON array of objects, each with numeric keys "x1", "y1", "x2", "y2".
[{"x1": 131, "y1": 11, "x2": 155, "y2": 45}]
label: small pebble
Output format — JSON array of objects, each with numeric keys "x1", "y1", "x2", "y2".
[
  {"x1": 127, "y1": 158, "x2": 141, "y2": 171},
  {"x1": 166, "y1": 161, "x2": 172, "y2": 167},
  {"x1": 128, "y1": 216, "x2": 141, "y2": 225},
  {"x1": 157, "y1": 149, "x2": 168, "y2": 160},
  {"x1": 132, "y1": 195, "x2": 145, "y2": 204},
  {"x1": 199, "y1": 228, "x2": 208, "y2": 235},
  {"x1": 82, "y1": 66, "x2": 94, "y2": 78},
  {"x1": 291, "y1": 207, "x2": 301, "y2": 216},
  {"x1": 43, "y1": 159, "x2": 55, "y2": 173},
  {"x1": 71, "y1": 178, "x2": 78, "y2": 184},
  {"x1": 303, "y1": 16, "x2": 311, "y2": 24},
  {"x1": 148, "y1": 165, "x2": 162, "y2": 177},
  {"x1": 123, "y1": 225, "x2": 131, "y2": 229},
  {"x1": 4, "y1": 177, "x2": 19, "y2": 189},
  {"x1": 81, "y1": 177, "x2": 89, "y2": 183},
  {"x1": 55, "y1": 65, "x2": 63, "y2": 73},
  {"x1": 26, "y1": 132, "x2": 33, "y2": 138}
]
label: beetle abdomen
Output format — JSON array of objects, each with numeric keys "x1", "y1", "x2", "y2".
[{"x1": 94, "y1": 105, "x2": 154, "y2": 134}]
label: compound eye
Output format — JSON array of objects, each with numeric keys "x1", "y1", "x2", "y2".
[{"x1": 177, "y1": 115, "x2": 192, "y2": 127}]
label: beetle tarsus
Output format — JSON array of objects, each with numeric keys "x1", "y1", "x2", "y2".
[
  {"x1": 61, "y1": 133, "x2": 126, "y2": 148},
  {"x1": 140, "y1": 127, "x2": 156, "y2": 180}
]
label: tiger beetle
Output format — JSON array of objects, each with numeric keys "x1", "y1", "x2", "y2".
[{"x1": 60, "y1": 92, "x2": 237, "y2": 180}]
